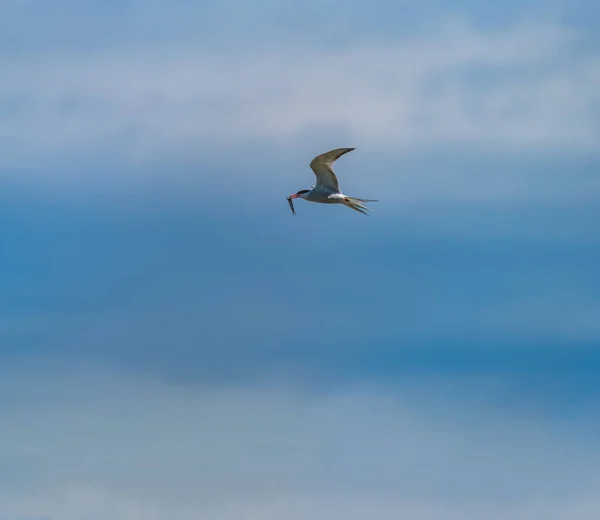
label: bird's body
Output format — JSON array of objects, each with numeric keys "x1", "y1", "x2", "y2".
[
  {"x1": 287, "y1": 148, "x2": 377, "y2": 215},
  {"x1": 301, "y1": 187, "x2": 345, "y2": 204}
]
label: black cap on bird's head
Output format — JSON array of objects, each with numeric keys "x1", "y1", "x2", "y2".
[{"x1": 288, "y1": 189, "x2": 310, "y2": 199}]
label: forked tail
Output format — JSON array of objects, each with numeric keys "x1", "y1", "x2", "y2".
[{"x1": 342, "y1": 196, "x2": 378, "y2": 215}]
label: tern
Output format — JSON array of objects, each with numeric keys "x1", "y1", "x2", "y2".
[{"x1": 287, "y1": 148, "x2": 378, "y2": 215}]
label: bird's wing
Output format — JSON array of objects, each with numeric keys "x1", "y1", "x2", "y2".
[{"x1": 309, "y1": 147, "x2": 355, "y2": 191}]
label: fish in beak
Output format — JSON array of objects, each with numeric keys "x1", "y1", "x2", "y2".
[{"x1": 287, "y1": 196, "x2": 296, "y2": 215}]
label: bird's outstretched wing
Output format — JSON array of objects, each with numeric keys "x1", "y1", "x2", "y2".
[{"x1": 309, "y1": 147, "x2": 355, "y2": 191}]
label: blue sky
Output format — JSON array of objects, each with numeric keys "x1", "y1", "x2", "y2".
[{"x1": 1, "y1": 0, "x2": 600, "y2": 518}]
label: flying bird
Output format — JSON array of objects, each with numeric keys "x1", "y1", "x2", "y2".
[{"x1": 287, "y1": 148, "x2": 378, "y2": 215}]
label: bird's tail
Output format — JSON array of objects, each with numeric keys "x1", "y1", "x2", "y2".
[{"x1": 342, "y1": 196, "x2": 378, "y2": 215}]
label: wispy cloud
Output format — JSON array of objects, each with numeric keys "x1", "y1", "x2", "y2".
[
  {"x1": 1, "y1": 369, "x2": 599, "y2": 520},
  {"x1": 1, "y1": 20, "x2": 599, "y2": 174}
]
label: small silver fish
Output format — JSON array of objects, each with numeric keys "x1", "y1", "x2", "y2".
[{"x1": 287, "y1": 196, "x2": 296, "y2": 215}]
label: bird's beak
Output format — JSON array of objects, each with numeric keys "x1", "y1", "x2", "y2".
[{"x1": 288, "y1": 194, "x2": 299, "y2": 199}]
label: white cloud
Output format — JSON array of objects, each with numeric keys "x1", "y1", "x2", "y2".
[
  {"x1": 1, "y1": 368, "x2": 599, "y2": 520},
  {"x1": 4, "y1": 489, "x2": 600, "y2": 520},
  {"x1": 1, "y1": 21, "x2": 598, "y2": 170}
]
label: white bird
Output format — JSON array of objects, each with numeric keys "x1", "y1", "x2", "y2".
[{"x1": 287, "y1": 148, "x2": 378, "y2": 215}]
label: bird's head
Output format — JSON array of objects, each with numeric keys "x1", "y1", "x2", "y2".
[{"x1": 288, "y1": 189, "x2": 310, "y2": 200}]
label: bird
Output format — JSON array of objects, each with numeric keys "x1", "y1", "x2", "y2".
[{"x1": 287, "y1": 148, "x2": 378, "y2": 215}]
